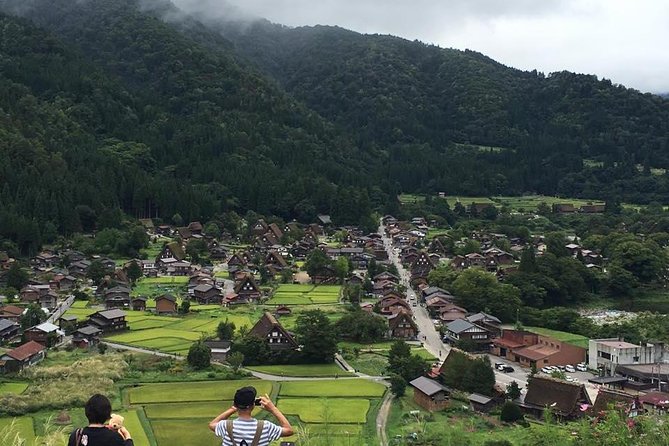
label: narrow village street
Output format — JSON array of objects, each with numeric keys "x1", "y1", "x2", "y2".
[{"x1": 378, "y1": 221, "x2": 529, "y2": 391}]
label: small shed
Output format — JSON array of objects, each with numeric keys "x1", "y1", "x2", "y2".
[
  {"x1": 275, "y1": 305, "x2": 292, "y2": 317},
  {"x1": 203, "y1": 340, "x2": 231, "y2": 362},
  {"x1": 469, "y1": 393, "x2": 499, "y2": 413},
  {"x1": 409, "y1": 376, "x2": 450, "y2": 412},
  {"x1": 132, "y1": 296, "x2": 148, "y2": 312}
]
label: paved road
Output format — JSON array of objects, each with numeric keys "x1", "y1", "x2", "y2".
[
  {"x1": 378, "y1": 220, "x2": 529, "y2": 392},
  {"x1": 47, "y1": 294, "x2": 75, "y2": 324},
  {"x1": 379, "y1": 222, "x2": 447, "y2": 361}
]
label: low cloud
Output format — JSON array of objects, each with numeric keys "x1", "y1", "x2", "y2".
[{"x1": 170, "y1": 0, "x2": 669, "y2": 93}]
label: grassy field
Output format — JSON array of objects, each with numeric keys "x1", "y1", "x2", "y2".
[
  {"x1": 118, "y1": 410, "x2": 151, "y2": 446},
  {"x1": 266, "y1": 284, "x2": 341, "y2": 305},
  {"x1": 387, "y1": 395, "x2": 529, "y2": 445},
  {"x1": 525, "y1": 326, "x2": 590, "y2": 349},
  {"x1": 247, "y1": 364, "x2": 352, "y2": 378},
  {"x1": 278, "y1": 398, "x2": 370, "y2": 423},
  {"x1": 345, "y1": 353, "x2": 389, "y2": 376},
  {"x1": 400, "y1": 193, "x2": 609, "y2": 213},
  {"x1": 132, "y1": 277, "x2": 188, "y2": 298},
  {"x1": 279, "y1": 379, "x2": 386, "y2": 398},
  {"x1": 0, "y1": 417, "x2": 36, "y2": 444},
  {"x1": 0, "y1": 382, "x2": 29, "y2": 395},
  {"x1": 150, "y1": 419, "x2": 218, "y2": 446},
  {"x1": 127, "y1": 380, "x2": 273, "y2": 404},
  {"x1": 70, "y1": 301, "x2": 90, "y2": 309},
  {"x1": 442, "y1": 195, "x2": 604, "y2": 212}
]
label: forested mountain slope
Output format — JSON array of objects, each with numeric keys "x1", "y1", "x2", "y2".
[
  {"x1": 2, "y1": 0, "x2": 669, "y2": 255},
  {"x1": 0, "y1": 0, "x2": 379, "y2": 254},
  {"x1": 216, "y1": 20, "x2": 669, "y2": 200}
]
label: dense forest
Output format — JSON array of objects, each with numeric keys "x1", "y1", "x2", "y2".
[
  {"x1": 215, "y1": 19, "x2": 669, "y2": 201},
  {"x1": 1, "y1": 0, "x2": 669, "y2": 253}
]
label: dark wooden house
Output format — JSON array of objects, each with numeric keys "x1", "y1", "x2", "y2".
[
  {"x1": 248, "y1": 312, "x2": 299, "y2": 351},
  {"x1": 520, "y1": 375, "x2": 592, "y2": 420},
  {"x1": 409, "y1": 376, "x2": 450, "y2": 411},
  {"x1": 88, "y1": 309, "x2": 128, "y2": 333}
]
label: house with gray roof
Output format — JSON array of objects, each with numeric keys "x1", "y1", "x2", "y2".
[{"x1": 409, "y1": 376, "x2": 450, "y2": 411}]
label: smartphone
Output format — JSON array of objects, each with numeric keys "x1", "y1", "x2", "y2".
[{"x1": 254, "y1": 398, "x2": 262, "y2": 406}]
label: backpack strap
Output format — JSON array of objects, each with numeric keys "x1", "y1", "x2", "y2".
[
  {"x1": 250, "y1": 420, "x2": 264, "y2": 446},
  {"x1": 74, "y1": 428, "x2": 83, "y2": 446},
  {"x1": 225, "y1": 419, "x2": 236, "y2": 444}
]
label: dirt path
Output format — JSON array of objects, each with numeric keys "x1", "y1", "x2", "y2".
[{"x1": 376, "y1": 392, "x2": 393, "y2": 446}]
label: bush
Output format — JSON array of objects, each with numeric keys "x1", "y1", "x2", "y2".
[
  {"x1": 484, "y1": 440, "x2": 514, "y2": 446},
  {"x1": 500, "y1": 401, "x2": 523, "y2": 423}
]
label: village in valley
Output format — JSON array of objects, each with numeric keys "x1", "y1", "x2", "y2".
[{"x1": 2, "y1": 195, "x2": 669, "y2": 445}]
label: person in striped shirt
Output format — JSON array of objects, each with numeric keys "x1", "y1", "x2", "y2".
[{"x1": 209, "y1": 386, "x2": 294, "y2": 446}]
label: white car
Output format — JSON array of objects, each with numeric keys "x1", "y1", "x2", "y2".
[
  {"x1": 565, "y1": 365, "x2": 576, "y2": 373},
  {"x1": 576, "y1": 363, "x2": 588, "y2": 372},
  {"x1": 541, "y1": 366, "x2": 552, "y2": 374}
]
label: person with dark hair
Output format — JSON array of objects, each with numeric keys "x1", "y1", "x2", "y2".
[
  {"x1": 208, "y1": 386, "x2": 293, "y2": 446},
  {"x1": 67, "y1": 394, "x2": 133, "y2": 446}
]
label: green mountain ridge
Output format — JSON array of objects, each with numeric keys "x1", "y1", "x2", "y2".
[
  {"x1": 0, "y1": 0, "x2": 379, "y2": 254},
  {"x1": 1, "y1": 0, "x2": 669, "y2": 254},
  {"x1": 212, "y1": 19, "x2": 669, "y2": 196}
]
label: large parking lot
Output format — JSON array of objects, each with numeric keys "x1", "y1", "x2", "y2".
[{"x1": 488, "y1": 355, "x2": 596, "y2": 391}]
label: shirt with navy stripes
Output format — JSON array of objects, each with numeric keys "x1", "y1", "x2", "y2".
[{"x1": 214, "y1": 418, "x2": 282, "y2": 446}]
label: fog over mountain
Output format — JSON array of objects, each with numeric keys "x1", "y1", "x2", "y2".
[{"x1": 171, "y1": 0, "x2": 669, "y2": 93}]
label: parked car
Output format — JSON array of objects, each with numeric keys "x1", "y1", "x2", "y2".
[
  {"x1": 576, "y1": 363, "x2": 588, "y2": 372},
  {"x1": 541, "y1": 366, "x2": 552, "y2": 374},
  {"x1": 502, "y1": 366, "x2": 515, "y2": 373},
  {"x1": 565, "y1": 365, "x2": 576, "y2": 373},
  {"x1": 495, "y1": 363, "x2": 505, "y2": 371}
]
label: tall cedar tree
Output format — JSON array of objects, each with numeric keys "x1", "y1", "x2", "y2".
[{"x1": 294, "y1": 310, "x2": 338, "y2": 363}]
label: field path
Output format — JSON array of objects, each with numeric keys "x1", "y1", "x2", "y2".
[
  {"x1": 376, "y1": 392, "x2": 393, "y2": 446},
  {"x1": 102, "y1": 341, "x2": 184, "y2": 359}
]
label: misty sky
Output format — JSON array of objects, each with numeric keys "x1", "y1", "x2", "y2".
[{"x1": 172, "y1": 0, "x2": 669, "y2": 93}]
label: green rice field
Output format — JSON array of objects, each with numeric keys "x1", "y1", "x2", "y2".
[
  {"x1": 266, "y1": 284, "x2": 341, "y2": 305},
  {"x1": 118, "y1": 410, "x2": 151, "y2": 446},
  {"x1": 399, "y1": 193, "x2": 610, "y2": 213},
  {"x1": 278, "y1": 379, "x2": 386, "y2": 398},
  {"x1": 129, "y1": 379, "x2": 382, "y2": 446},
  {"x1": 0, "y1": 417, "x2": 35, "y2": 444},
  {"x1": 127, "y1": 380, "x2": 273, "y2": 404},
  {"x1": 247, "y1": 364, "x2": 352, "y2": 377},
  {"x1": 150, "y1": 419, "x2": 218, "y2": 446},
  {"x1": 278, "y1": 398, "x2": 370, "y2": 423},
  {"x1": 0, "y1": 382, "x2": 29, "y2": 395}
]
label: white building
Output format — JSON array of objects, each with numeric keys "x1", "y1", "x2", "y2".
[{"x1": 589, "y1": 338, "x2": 667, "y2": 375}]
